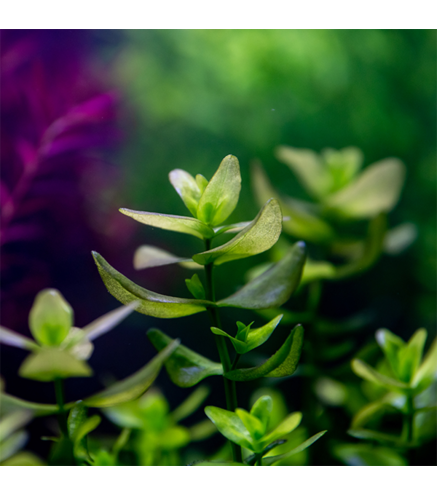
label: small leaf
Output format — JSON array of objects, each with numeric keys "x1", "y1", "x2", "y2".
[
  {"x1": 18, "y1": 348, "x2": 93, "y2": 382},
  {"x1": 171, "y1": 386, "x2": 210, "y2": 423},
  {"x1": 375, "y1": 328, "x2": 405, "y2": 379},
  {"x1": 197, "y1": 155, "x2": 241, "y2": 226},
  {"x1": 263, "y1": 430, "x2": 327, "y2": 465},
  {"x1": 0, "y1": 326, "x2": 39, "y2": 351},
  {"x1": 83, "y1": 340, "x2": 179, "y2": 408},
  {"x1": 225, "y1": 325, "x2": 304, "y2": 381},
  {"x1": 397, "y1": 328, "x2": 427, "y2": 383},
  {"x1": 351, "y1": 359, "x2": 409, "y2": 392},
  {"x1": 185, "y1": 274, "x2": 206, "y2": 300},
  {"x1": 351, "y1": 396, "x2": 400, "y2": 429},
  {"x1": 324, "y1": 158, "x2": 406, "y2": 218},
  {"x1": 92, "y1": 252, "x2": 210, "y2": 319},
  {"x1": 29, "y1": 289, "x2": 73, "y2": 347},
  {"x1": 262, "y1": 412, "x2": 302, "y2": 445},
  {"x1": 347, "y1": 428, "x2": 409, "y2": 447},
  {"x1": 119, "y1": 208, "x2": 214, "y2": 240},
  {"x1": 333, "y1": 443, "x2": 407, "y2": 466},
  {"x1": 0, "y1": 431, "x2": 28, "y2": 463},
  {"x1": 250, "y1": 395, "x2": 273, "y2": 434},
  {"x1": 204, "y1": 406, "x2": 253, "y2": 451},
  {"x1": 235, "y1": 409, "x2": 265, "y2": 440},
  {"x1": 67, "y1": 401, "x2": 88, "y2": 441},
  {"x1": 193, "y1": 199, "x2": 282, "y2": 266},
  {"x1": 0, "y1": 410, "x2": 33, "y2": 443},
  {"x1": 147, "y1": 329, "x2": 223, "y2": 387},
  {"x1": 411, "y1": 337, "x2": 437, "y2": 391},
  {"x1": 133, "y1": 245, "x2": 200, "y2": 270},
  {"x1": 169, "y1": 169, "x2": 203, "y2": 217},
  {"x1": 0, "y1": 392, "x2": 60, "y2": 415},
  {"x1": 217, "y1": 242, "x2": 306, "y2": 309}
]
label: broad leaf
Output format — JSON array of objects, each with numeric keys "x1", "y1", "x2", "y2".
[
  {"x1": 197, "y1": 155, "x2": 241, "y2": 226},
  {"x1": 119, "y1": 208, "x2": 214, "y2": 240},
  {"x1": 263, "y1": 430, "x2": 327, "y2": 465},
  {"x1": 0, "y1": 326, "x2": 39, "y2": 351},
  {"x1": 29, "y1": 289, "x2": 73, "y2": 347},
  {"x1": 82, "y1": 302, "x2": 139, "y2": 341},
  {"x1": 211, "y1": 315, "x2": 283, "y2": 354},
  {"x1": 169, "y1": 169, "x2": 203, "y2": 217},
  {"x1": 225, "y1": 325, "x2": 304, "y2": 381},
  {"x1": 250, "y1": 396, "x2": 273, "y2": 434},
  {"x1": 351, "y1": 359, "x2": 409, "y2": 392},
  {"x1": 193, "y1": 199, "x2": 282, "y2": 266},
  {"x1": 147, "y1": 329, "x2": 223, "y2": 387},
  {"x1": 92, "y1": 252, "x2": 210, "y2": 319},
  {"x1": 351, "y1": 396, "x2": 400, "y2": 429},
  {"x1": 84, "y1": 339, "x2": 179, "y2": 408},
  {"x1": 324, "y1": 158, "x2": 406, "y2": 218},
  {"x1": 204, "y1": 406, "x2": 253, "y2": 451},
  {"x1": 133, "y1": 245, "x2": 200, "y2": 270},
  {"x1": 217, "y1": 242, "x2": 306, "y2": 309},
  {"x1": 262, "y1": 412, "x2": 302, "y2": 445},
  {"x1": 235, "y1": 409, "x2": 265, "y2": 440},
  {"x1": 18, "y1": 348, "x2": 92, "y2": 382}
]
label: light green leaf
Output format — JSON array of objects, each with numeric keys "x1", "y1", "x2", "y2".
[
  {"x1": 0, "y1": 452, "x2": 45, "y2": 466},
  {"x1": 0, "y1": 393, "x2": 60, "y2": 415},
  {"x1": 262, "y1": 412, "x2": 302, "y2": 445},
  {"x1": 133, "y1": 245, "x2": 200, "y2": 270},
  {"x1": 0, "y1": 411, "x2": 33, "y2": 443},
  {"x1": 225, "y1": 325, "x2": 304, "y2": 381},
  {"x1": 147, "y1": 329, "x2": 223, "y2": 387},
  {"x1": 188, "y1": 419, "x2": 217, "y2": 441},
  {"x1": 18, "y1": 348, "x2": 93, "y2": 382},
  {"x1": 250, "y1": 395, "x2": 273, "y2": 434},
  {"x1": 83, "y1": 340, "x2": 178, "y2": 408},
  {"x1": 119, "y1": 208, "x2": 214, "y2": 240},
  {"x1": 412, "y1": 337, "x2": 437, "y2": 391},
  {"x1": 193, "y1": 199, "x2": 282, "y2": 266},
  {"x1": 169, "y1": 169, "x2": 203, "y2": 217},
  {"x1": 67, "y1": 401, "x2": 87, "y2": 441},
  {"x1": 211, "y1": 315, "x2": 283, "y2": 354},
  {"x1": 375, "y1": 328, "x2": 405, "y2": 379},
  {"x1": 204, "y1": 406, "x2": 253, "y2": 451},
  {"x1": 213, "y1": 221, "x2": 252, "y2": 236},
  {"x1": 29, "y1": 289, "x2": 73, "y2": 347},
  {"x1": 351, "y1": 396, "x2": 400, "y2": 429},
  {"x1": 197, "y1": 155, "x2": 241, "y2": 226},
  {"x1": 92, "y1": 252, "x2": 210, "y2": 319},
  {"x1": 0, "y1": 431, "x2": 28, "y2": 463},
  {"x1": 397, "y1": 328, "x2": 427, "y2": 383},
  {"x1": 324, "y1": 158, "x2": 406, "y2": 218},
  {"x1": 264, "y1": 430, "x2": 327, "y2": 465},
  {"x1": 196, "y1": 174, "x2": 209, "y2": 193},
  {"x1": 323, "y1": 146, "x2": 363, "y2": 191},
  {"x1": 351, "y1": 359, "x2": 409, "y2": 392},
  {"x1": 217, "y1": 242, "x2": 306, "y2": 309},
  {"x1": 235, "y1": 409, "x2": 265, "y2": 440},
  {"x1": 0, "y1": 326, "x2": 39, "y2": 351},
  {"x1": 300, "y1": 258, "x2": 336, "y2": 285},
  {"x1": 185, "y1": 274, "x2": 206, "y2": 300},
  {"x1": 171, "y1": 386, "x2": 210, "y2": 423}
]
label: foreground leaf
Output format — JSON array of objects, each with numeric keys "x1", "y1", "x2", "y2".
[
  {"x1": 133, "y1": 245, "x2": 200, "y2": 270},
  {"x1": 169, "y1": 169, "x2": 203, "y2": 217},
  {"x1": 204, "y1": 406, "x2": 253, "y2": 450},
  {"x1": 93, "y1": 252, "x2": 210, "y2": 318},
  {"x1": 147, "y1": 329, "x2": 223, "y2": 387},
  {"x1": 193, "y1": 199, "x2": 282, "y2": 266},
  {"x1": 217, "y1": 242, "x2": 306, "y2": 309}
]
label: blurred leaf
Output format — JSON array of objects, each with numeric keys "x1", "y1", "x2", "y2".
[
  {"x1": 412, "y1": 337, "x2": 437, "y2": 391},
  {"x1": 84, "y1": 340, "x2": 179, "y2": 407},
  {"x1": 0, "y1": 452, "x2": 45, "y2": 466},
  {"x1": 322, "y1": 147, "x2": 363, "y2": 191},
  {"x1": 0, "y1": 393, "x2": 60, "y2": 415},
  {"x1": 314, "y1": 377, "x2": 348, "y2": 406},
  {"x1": 351, "y1": 395, "x2": 400, "y2": 429},
  {"x1": 185, "y1": 274, "x2": 206, "y2": 300},
  {"x1": 193, "y1": 199, "x2": 282, "y2": 266},
  {"x1": 204, "y1": 406, "x2": 253, "y2": 450},
  {"x1": 383, "y1": 223, "x2": 417, "y2": 255},
  {"x1": 133, "y1": 245, "x2": 200, "y2": 270},
  {"x1": 119, "y1": 208, "x2": 214, "y2": 240},
  {"x1": 92, "y1": 252, "x2": 210, "y2": 318},
  {"x1": 188, "y1": 419, "x2": 218, "y2": 441},
  {"x1": 0, "y1": 326, "x2": 39, "y2": 351},
  {"x1": 351, "y1": 359, "x2": 409, "y2": 392},
  {"x1": 169, "y1": 168, "x2": 203, "y2": 217},
  {"x1": 262, "y1": 412, "x2": 302, "y2": 445},
  {"x1": 197, "y1": 155, "x2": 241, "y2": 226},
  {"x1": 29, "y1": 289, "x2": 73, "y2": 347},
  {"x1": 300, "y1": 258, "x2": 336, "y2": 285},
  {"x1": 159, "y1": 425, "x2": 191, "y2": 449},
  {"x1": 324, "y1": 158, "x2": 406, "y2": 218},
  {"x1": 263, "y1": 430, "x2": 327, "y2": 465},
  {"x1": 249, "y1": 395, "x2": 272, "y2": 435},
  {"x1": 171, "y1": 386, "x2": 210, "y2": 423},
  {"x1": 192, "y1": 460, "x2": 245, "y2": 466},
  {"x1": 0, "y1": 410, "x2": 33, "y2": 443},
  {"x1": 18, "y1": 348, "x2": 92, "y2": 382},
  {"x1": 225, "y1": 324, "x2": 304, "y2": 381},
  {"x1": 375, "y1": 328, "x2": 405, "y2": 379},
  {"x1": 217, "y1": 242, "x2": 306, "y2": 309},
  {"x1": 236, "y1": 409, "x2": 265, "y2": 440},
  {"x1": 333, "y1": 443, "x2": 407, "y2": 466},
  {"x1": 347, "y1": 428, "x2": 409, "y2": 447},
  {"x1": 397, "y1": 328, "x2": 427, "y2": 383},
  {"x1": 0, "y1": 430, "x2": 28, "y2": 463},
  {"x1": 147, "y1": 329, "x2": 223, "y2": 387}
]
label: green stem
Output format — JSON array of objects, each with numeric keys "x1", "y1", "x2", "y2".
[
  {"x1": 54, "y1": 378, "x2": 68, "y2": 436},
  {"x1": 204, "y1": 239, "x2": 242, "y2": 463},
  {"x1": 256, "y1": 453, "x2": 263, "y2": 466}
]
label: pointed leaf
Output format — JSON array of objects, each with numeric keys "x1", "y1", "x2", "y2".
[
  {"x1": 133, "y1": 245, "x2": 200, "y2": 270},
  {"x1": 84, "y1": 340, "x2": 179, "y2": 408},
  {"x1": 171, "y1": 386, "x2": 210, "y2": 423},
  {"x1": 351, "y1": 359, "x2": 409, "y2": 392},
  {"x1": 325, "y1": 158, "x2": 406, "y2": 218},
  {"x1": 412, "y1": 337, "x2": 437, "y2": 390},
  {"x1": 0, "y1": 326, "x2": 39, "y2": 351},
  {"x1": 225, "y1": 324, "x2": 304, "y2": 381},
  {"x1": 250, "y1": 395, "x2": 273, "y2": 434},
  {"x1": 0, "y1": 393, "x2": 60, "y2": 415},
  {"x1": 375, "y1": 329, "x2": 405, "y2": 379},
  {"x1": 263, "y1": 430, "x2": 327, "y2": 465},
  {"x1": 262, "y1": 412, "x2": 302, "y2": 445},
  {"x1": 197, "y1": 155, "x2": 241, "y2": 226},
  {"x1": 235, "y1": 409, "x2": 265, "y2": 439},
  {"x1": 147, "y1": 329, "x2": 223, "y2": 387},
  {"x1": 169, "y1": 169, "x2": 203, "y2": 217},
  {"x1": 18, "y1": 348, "x2": 93, "y2": 382},
  {"x1": 29, "y1": 289, "x2": 73, "y2": 347},
  {"x1": 193, "y1": 199, "x2": 282, "y2": 266},
  {"x1": 185, "y1": 274, "x2": 206, "y2": 300},
  {"x1": 204, "y1": 406, "x2": 253, "y2": 451},
  {"x1": 218, "y1": 242, "x2": 306, "y2": 309},
  {"x1": 119, "y1": 209, "x2": 214, "y2": 240},
  {"x1": 92, "y1": 252, "x2": 210, "y2": 319},
  {"x1": 397, "y1": 328, "x2": 427, "y2": 383}
]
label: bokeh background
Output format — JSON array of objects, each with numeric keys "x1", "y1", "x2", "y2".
[{"x1": 1, "y1": 29, "x2": 436, "y2": 464}]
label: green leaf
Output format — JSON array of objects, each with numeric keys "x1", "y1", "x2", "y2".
[
  {"x1": 84, "y1": 339, "x2": 179, "y2": 408},
  {"x1": 18, "y1": 348, "x2": 93, "y2": 382},
  {"x1": 119, "y1": 208, "x2": 214, "y2": 240},
  {"x1": 92, "y1": 252, "x2": 210, "y2": 319},
  {"x1": 411, "y1": 337, "x2": 437, "y2": 391},
  {"x1": 67, "y1": 401, "x2": 88, "y2": 442},
  {"x1": 397, "y1": 328, "x2": 427, "y2": 383},
  {"x1": 333, "y1": 443, "x2": 407, "y2": 466},
  {"x1": 0, "y1": 326, "x2": 39, "y2": 351},
  {"x1": 29, "y1": 289, "x2": 73, "y2": 347},
  {"x1": 235, "y1": 409, "x2": 265, "y2": 440},
  {"x1": 204, "y1": 406, "x2": 253, "y2": 451},
  {"x1": 0, "y1": 411, "x2": 33, "y2": 443},
  {"x1": 197, "y1": 155, "x2": 241, "y2": 226},
  {"x1": 193, "y1": 199, "x2": 282, "y2": 266},
  {"x1": 196, "y1": 174, "x2": 209, "y2": 193},
  {"x1": 351, "y1": 395, "x2": 400, "y2": 429},
  {"x1": 217, "y1": 242, "x2": 306, "y2": 309},
  {"x1": 375, "y1": 328, "x2": 405, "y2": 379},
  {"x1": 0, "y1": 393, "x2": 60, "y2": 416},
  {"x1": 185, "y1": 274, "x2": 206, "y2": 300},
  {"x1": 147, "y1": 329, "x2": 223, "y2": 387},
  {"x1": 322, "y1": 147, "x2": 363, "y2": 191},
  {"x1": 262, "y1": 412, "x2": 302, "y2": 445},
  {"x1": 213, "y1": 221, "x2": 252, "y2": 236},
  {"x1": 347, "y1": 428, "x2": 409, "y2": 447},
  {"x1": 250, "y1": 396, "x2": 273, "y2": 434},
  {"x1": 169, "y1": 169, "x2": 203, "y2": 217},
  {"x1": 188, "y1": 419, "x2": 218, "y2": 442},
  {"x1": 351, "y1": 359, "x2": 409, "y2": 392},
  {"x1": 225, "y1": 324, "x2": 304, "y2": 381},
  {"x1": 324, "y1": 158, "x2": 406, "y2": 218},
  {"x1": 211, "y1": 315, "x2": 283, "y2": 354},
  {"x1": 171, "y1": 386, "x2": 210, "y2": 423},
  {"x1": 300, "y1": 258, "x2": 336, "y2": 285},
  {"x1": 263, "y1": 430, "x2": 327, "y2": 465},
  {"x1": 133, "y1": 245, "x2": 200, "y2": 270},
  {"x1": 0, "y1": 431, "x2": 28, "y2": 463}
]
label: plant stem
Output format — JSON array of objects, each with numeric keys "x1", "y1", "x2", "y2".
[
  {"x1": 54, "y1": 378, "x2": 68, "y2": 436},
  {"x1": 255, "y1": 453, "x2": 263, "y2": 466},
  {"x1": 204, "y1": 239, "x2": 242, "y2": 463}
]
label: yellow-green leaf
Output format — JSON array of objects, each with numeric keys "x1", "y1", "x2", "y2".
[
  {"x1": 133, "y1": 245, "x2": 200, "y2": 270},
  {"x1": 169, "y1": 169, "x2": 203, "y2": 217}
]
